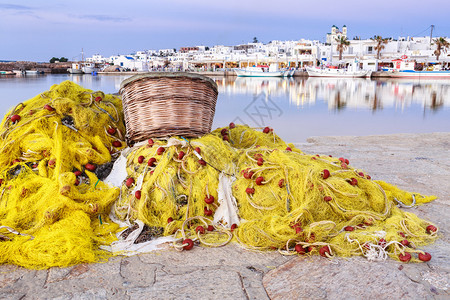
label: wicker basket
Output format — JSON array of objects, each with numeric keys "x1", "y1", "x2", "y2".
[{"x1": 119, "y1": 72, "x2": 218, "y2": 144}]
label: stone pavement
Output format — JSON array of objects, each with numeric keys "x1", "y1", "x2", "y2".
[{"x1": 1, "y1": 132, "x2": 448, "y2": 300}]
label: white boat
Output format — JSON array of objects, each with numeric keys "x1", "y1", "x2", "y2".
[
  {"x1": 306, "y1": 67, "x2": 371, "y2": 78},
  {"x1": 67, "y1": 63, "x2": 83, "y2": 74},
  {"x1": 235, "y1": 64, "x2": 284, "y2": 77},
  {"x1": 382, "y1": 60, "x2": 450, "y2": 78},
  {"x1": 0, "y1": 71, "x2": 15, "y2": 75},
  {"x1": 307, "y1": 60, "x2": 372, "y2": 78},
  {"x1": 25, "y1": 70, "x2": 43, "y2": 75},
  {"x1": 307, "y1": 59, "x2": 371, "y2": 78},
  {"x1": 67, "y1": 62, "x2": 101, "y2": 74},
  {"x1": 387, "y1": 70, "x2": 450, "y2": 78},
  {"x1": 82, "y1": 62, "x2": 100, "y2": 74}
]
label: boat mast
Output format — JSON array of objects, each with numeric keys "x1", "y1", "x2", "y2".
[{"x1": 430, "y1": 25, "x2": 434, "y2": 46}]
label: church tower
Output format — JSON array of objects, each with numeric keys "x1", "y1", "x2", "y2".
[
  {"x1": 331, "y1": 25, "x2": 337, "y2": 35},
  {"x1": 327, "y1": 25, "x2": 348, "y2": 44}
]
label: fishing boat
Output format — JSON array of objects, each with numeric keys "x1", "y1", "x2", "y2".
[
  {"x1": 25, "y1": 70, "x2": 44, "y2": 75},
  {"x1": 307, "y1": 60, "x2": 371, "y2": 78},
  {"x1": 67, "y1": 62, "x2": 84, "y2": 74},
  {"x1": 82, "y1": 62, "x2": 101, "y2": 74},
  {"x1": 235, "y1": 64, "x2": 284, "y2": 77},
  {"x1": 306, "y1": 67, "x2": 371, "y2": 78},
  {"x1": 67, "y1": 48, "x2": 101, "y2": 74},
  {"x1": 382, "y1": 59, "x2": 450, "y2": 78},
  {"x1": 67, "y1": 62, "x2": 101, "y2": 75},
  {"x1": 387, "y1": 70, "x2": 450, "y2": 78}
]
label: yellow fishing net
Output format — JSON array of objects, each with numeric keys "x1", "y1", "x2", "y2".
[
  {"x1": 0, "y1": 81, "x2": 126, "y2": 269},
  {"x1": 116, "y1": 124, "x2": 438, "y2": 263},
  {"x1": 0, "y1": 81, "x2": 439, "y2": 269}
]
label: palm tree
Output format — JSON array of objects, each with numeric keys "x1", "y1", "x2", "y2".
[
  {"x1": 433, "y1": 37, "x2": 449, "y2": 61},
  {"x1": 335, "y1": 36, "x2": 350, "y2": 61},
  {"x1": 371, "y1": 36, "x2": 389, "y2": 59}
]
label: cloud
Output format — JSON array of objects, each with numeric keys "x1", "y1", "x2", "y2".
[
  {"x1": 0, "y1": 4, "x2": 33, "y2": 11},
  {"x1": 76, "y1": 14, "x2": 132, "y2": 22}
]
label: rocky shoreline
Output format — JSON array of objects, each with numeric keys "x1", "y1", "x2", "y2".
[{"x1": 0, "y1": 61, "x2": 71, "y2": 73}]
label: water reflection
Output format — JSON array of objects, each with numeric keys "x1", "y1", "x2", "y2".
[
  {"x1": 212, "y1": 77, "x2": 450, "y2": 112},
  {"x1": 69, "y1": 74, "x2": 133, "y2": 92},
  {"x1": 1, "y1": 74, "x2": 449, "y2": 142}
]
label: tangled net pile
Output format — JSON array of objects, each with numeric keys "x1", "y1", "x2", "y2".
[
  {"x1": 115, "y1": 123, "x2": 438, "y2": 264},
  {"x1": 0, "y1": 81, "x2": 439, "y2": 270},
  {"x1": 0, "y1": 81, "x2": 126, "y2": 269}
]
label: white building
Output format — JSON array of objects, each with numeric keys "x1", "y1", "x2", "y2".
[
  {"x1": 326, "y1": 25, "x2": 347, "y2": 44},
  {"x1": 86, "y1": 54, "x2": 108, "y2": 63},
  {"x1": 86, "y1": 25, "x2": 448, "y2": 72},
  {"x1": 293, "y1": 39, "x2": 320, "y2": 66},
  {"x1": 158, "y1": 49, "x2": 176, "y2": 56},
  {"x1": 110, "y1": 55, "x2": 148, "y2": 71}
]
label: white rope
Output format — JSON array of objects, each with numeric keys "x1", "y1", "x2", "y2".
[
  {"x1": 346, "y1": 233, "x2": 387, "y2": 261},
  {"x1": 0, "y1": 226, "x2": 34, "y2": 240}
]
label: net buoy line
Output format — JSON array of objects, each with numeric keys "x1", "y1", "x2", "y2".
[{"x1": 0, "y1": 81, "x2": 439, "y2": 269}]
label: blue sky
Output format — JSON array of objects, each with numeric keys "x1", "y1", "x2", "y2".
[{"x1": 1, "y1": 0, "x2": 449, "y2": 62}]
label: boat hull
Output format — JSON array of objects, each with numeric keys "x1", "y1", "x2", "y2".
[
  {"x1": 388, "y1": 70, "x2": 450, "y2": 78},
  {"x1": 82, "y1": 67, "x2": 101, "y2": 74},
  {"x1": 67, "y1": 68, "x2": 84, "y2": 74},
  {"x1": 235, "y1": 69, "x2": 284, "y2": 77},
  {"x1": 0, "y1": 71, "x2": 15, "y2": 75},
  {"x1": 306, "y1": 67, "x2": 371, "y2": 78},
  {"x1": 25, "y1": 70, "x2": 42, "y2": 75}
]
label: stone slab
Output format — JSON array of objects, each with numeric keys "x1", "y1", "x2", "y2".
[
  {"x1": 0, "y1": 132, "x2": 448, "y2": 299},
  {"x1": 263, "y1": 132, "x2": 449, "y2": 300}
]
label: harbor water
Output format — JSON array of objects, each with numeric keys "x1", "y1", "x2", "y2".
[{"x1": 1, "y1": 74, "x2": 449, "y2": 142}]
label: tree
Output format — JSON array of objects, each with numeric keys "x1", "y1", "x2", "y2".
[
  {"x1": 49, "y1": 57, "x2": 68, "y2": 63},
  {"x1": 253, "y1": 37, "x2": 258, "y2": 43},
  {"x1": 335, "y1": 36, "x2": 350, "y2": 61},
  {"x1": 371, "y1": 35, "x2": 389, "y2": 59},
  {"x1": 433, "y1": 37, "x2": 449, "y2": 61}
]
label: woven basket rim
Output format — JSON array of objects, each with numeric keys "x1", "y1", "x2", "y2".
[{"x1": 119, "y1": 72, "x2": 218, "y2": 91}]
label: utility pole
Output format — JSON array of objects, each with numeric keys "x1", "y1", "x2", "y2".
[{"x1": 430, "y1": 25, "x2": 434, "y2": 46}]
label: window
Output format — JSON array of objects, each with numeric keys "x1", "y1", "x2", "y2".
[{"x1": 368, "y1": 46, "x2": 373, "y2": 53}]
